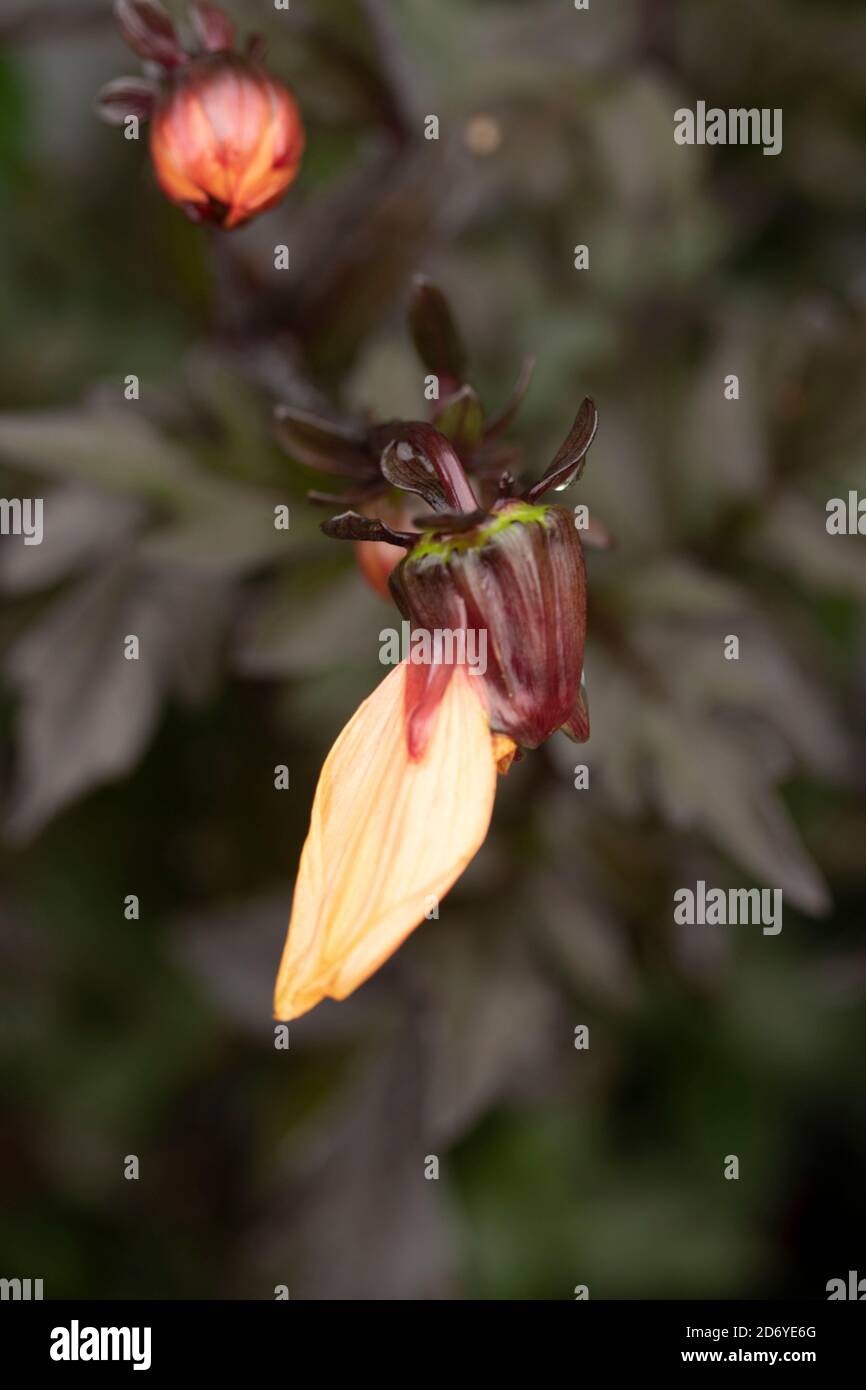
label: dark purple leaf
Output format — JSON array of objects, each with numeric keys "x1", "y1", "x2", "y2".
[{"x1": 5, "y1": 562, "x2": 228, "y2": 841}]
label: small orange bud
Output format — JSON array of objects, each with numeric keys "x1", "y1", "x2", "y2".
[
  {"x1": 354, "y1": 535, "x2": 405, "y2": 599},
  {"x1": 353, "y1": 495, "x2": 420, "y2": 599},
  {"x1": 149, "y1": 53, "x2": 304, "y2": 229}
]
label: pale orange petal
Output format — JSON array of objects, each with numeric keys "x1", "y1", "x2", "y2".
[
  {"x1": 492, "y1": 732, "x2": 518, "y2": 774},
  {"x1": 274, "y1": 662, "x2": 497, "y2": 1020}
]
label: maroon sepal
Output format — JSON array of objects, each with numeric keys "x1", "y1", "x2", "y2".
[
  {"x1": 411, "y1": 508, "x2": 489, "y2": 534},
  {"x1": 381, "y1": 425, "x2": 480, "y2": 514},
  {"x1": 95, "y1": 76, "x2": 158, "y2": 124},
  {"x1": 320, "y1": 511, "x2": 417, "y2": 548},
  {"x1": 190, "y1": 0, "x2": 236, "y2": 53},
  {"x1": 114, "y1": 0, "x2": 187, "y2": 68},
  {"x1": 274, "y1": 406, "x2": 376, "y2": 479},
  {"x1": 408, "y1": 276, "x2": 467, "y2": 382},
  {"x1": 523, "y1": 397, "x2": 598, "y2": 503}
]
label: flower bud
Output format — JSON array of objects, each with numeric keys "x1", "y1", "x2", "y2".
[
  {"x1": 149, "y1": 52, "x2": 304, "y2": 229},
  {"x1": 350, "y1": 495, "x2": 419, "y2": 599},
  {"x1": 390, "y1": 501, "x2": 587, "y2": 749}
]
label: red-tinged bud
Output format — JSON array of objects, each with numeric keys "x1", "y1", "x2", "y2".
[
  {"x1": 353, "y1": 493, "x2": 435, "y2": 599},
  {"x1": 354, "y1": 534, "x2": 402, "y2": 599},
  {"x1": 149, "y1": 52, "x2": 304, "y2": 229},
  {"x1": 390, "y1": 500, "x2": 588, "y2": 749}
]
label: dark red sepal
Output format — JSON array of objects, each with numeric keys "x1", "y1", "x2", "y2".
[
  {"x1": 190, "y1": 0, "x2": 235, "y2": 53},
  {"x1": 523, "y1": 397, "x2": 598, "y2": 503},
  {"x1": 382, "y1": 425, "x2": 480, "y2": 514},
  {"x1": 114, "y1": 0, "x2": 186, "y2": 68},
  {"x1": 320, "y1": 511, "x2": 418, "y2": 547}
]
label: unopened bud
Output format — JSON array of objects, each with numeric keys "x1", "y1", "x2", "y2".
[
  {"x1": 150, "y1": 52, "x2": 304, "y2": 229},
  {"x1": 391, "y1": 501, "x2": 587, "y2": 748}
]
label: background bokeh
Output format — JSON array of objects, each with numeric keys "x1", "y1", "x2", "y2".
[{"x1": 1, "y1": 0, "x2": 865, "y2": 1299}]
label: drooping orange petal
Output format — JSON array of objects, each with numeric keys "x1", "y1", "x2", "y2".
[{"x1": 274, "y1": 661, "x2": 498, "y2": 1021}]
